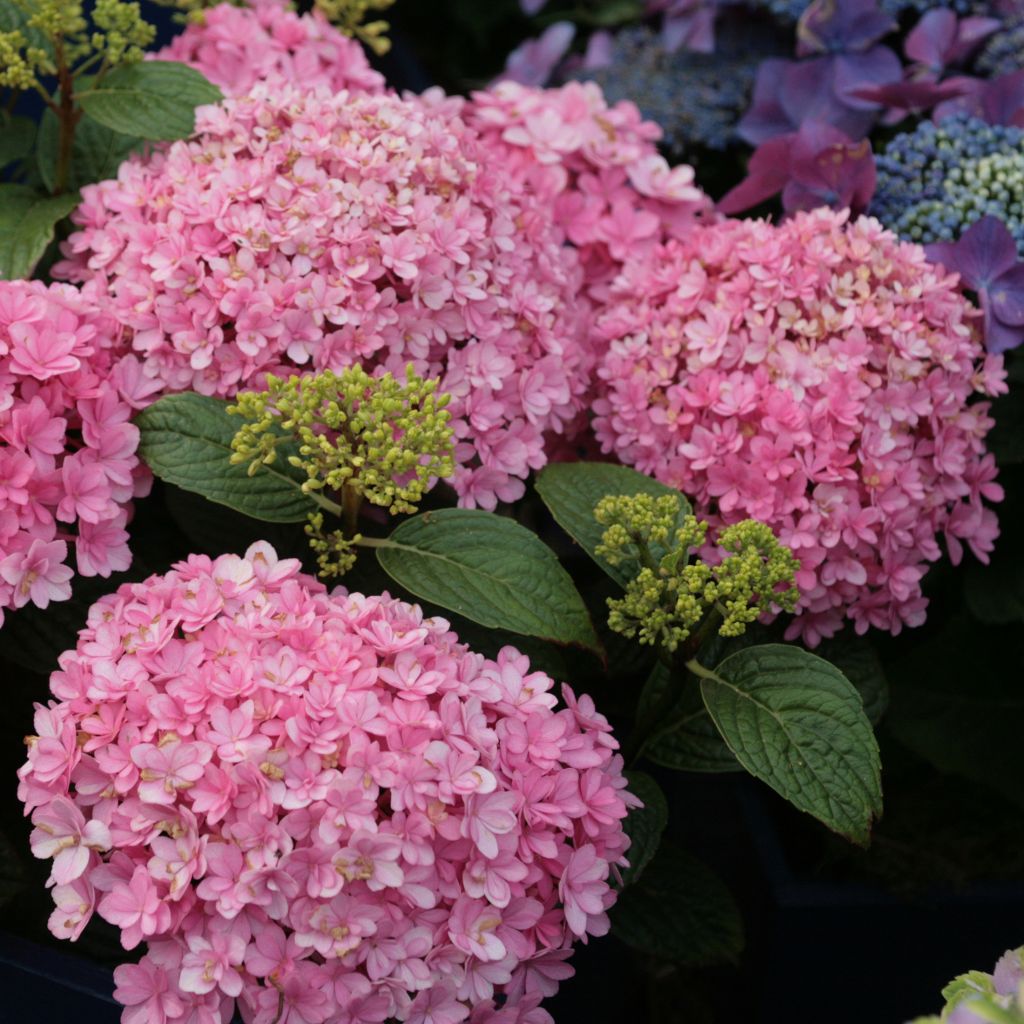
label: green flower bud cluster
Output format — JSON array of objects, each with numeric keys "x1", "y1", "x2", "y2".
[
  {"x1": 595, "y1": 493, "x2": 684, "y2": 567},
  {"x1": 595, "y1": 494, "x2": 799, "y2": 652},
  {"x1": 229, "y1": 365, "x2": 455, "y2": 578},
  {"x1": 304, "y1": 510, "x2": 360, "y2": 579},
  {"x1": 713, "y1": 520, "x2": 800, "y2": 637},
  {"x1": 315, "y1": 0, "x2": 396, "y2": 56},
  {"x1": 90, "y1": 0, "x2": 156, "y2": 67},
  {"x1": 0, "y1": 0, "x2": 153, "y2": 93},
  {"x1": 0, "y1": 33, "x2": 40, "y2": 90}
]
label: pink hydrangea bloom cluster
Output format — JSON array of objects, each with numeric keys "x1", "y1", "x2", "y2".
[
  {"x1": 55, "y1": 84, "x2": 592, "y2": 510},
  {"x1": 593, "y1": 208, "x2": 1006, "y2": 645},
  {"x1": 465, "y1": 79, "x2": 713, "y2": 303},
  {"x1": 18, "y1": 543, "x2": 632, "y2": 1024},
  {"x1": 0, "y1": 281, "x2": 155, "y2": 627},
  {"x1": 154, "y1": 0, "x2": 385, "y2": 97}
]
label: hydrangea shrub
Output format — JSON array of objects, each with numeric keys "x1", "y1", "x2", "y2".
[
  {"x1": 593, "y1": 208, "x2": 1005, "y2": 645},
  {"x1": 55, "y1": 84, "x2": 593, "y2": 510},
  {"x1": 18, "y1": 543, "x2": 632, "y2": 1024}
]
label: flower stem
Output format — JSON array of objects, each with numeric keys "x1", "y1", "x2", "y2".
[
  {"x1": 341, "y1": 483, "x2": 362, "y2": 540},
  {"x1": 53, "y1": 38, "x2": 80, "y2": 195}
]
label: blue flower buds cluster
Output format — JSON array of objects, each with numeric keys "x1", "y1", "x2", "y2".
[
  {"x1": 577, "y1": 26, "x2": 756, "y2": 152},
  {"x1": 872, "y1": 113, "x2": 1024, "y2": 255}
]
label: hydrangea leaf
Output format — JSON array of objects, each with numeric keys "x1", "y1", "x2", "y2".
[
  {"x1": 535, "y1": 462, "x2": 692, "y2": 589},
  {"x1": 619, "y1": 771, "x2": 668, "y2": 887},
  {"x1": 77, "y1": 61, "x2": 222, "y2": 141},
  {"x1": 135, "y1": 392, "x2": 316, "y2": 523},
  {"x1": 640, "y1": 662, "x2": 740, "y2": 773},
  {"x1": 697, "y1": 643, "x2": 882, "y2": 845},
  {"x1": 375, "y1": 509, "x2": 601, "y2": 653},
  {"x1": 37, "y1": 108, "x2": 144, "y2": 192},
  {"x1": 0, "y1": 114, "x2": 36, "y2": 171},
  {"x1": 812, "y1": 633, "x2": 889, "y2": 725},
  {"x1": 611, "y1": 843, "x2": 744, "y2": 965},
  {"x1": 0, "y1": 185, "x2": 80, "y2": 280}
]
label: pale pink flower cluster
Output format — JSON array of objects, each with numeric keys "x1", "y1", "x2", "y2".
[
  {"x1": 594, "y1": 208, "x2": 1006, "y2": 645},
  {"x1": 0, "y1": 281, "x2": 154, "y2": 627},
  {"x1": 55, "y1": 84, "x2": 592, "y2": 510},
  {"x1": 18, "y1": 543, "x2": 632, "y2": 1024},
  {"x1": 465, "y1": 79, "x2": 713, "y2": 303},
  {"x1": 154, "y1": 0, "x2": 385, "y2": 97}
]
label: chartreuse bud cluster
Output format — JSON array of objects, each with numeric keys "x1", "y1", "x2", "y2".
[
  {"x1": 229, "y1": 366, "x2": 454, "y2": 577},
  {"x1": 0, "y1": 0, "x2": 153, "y2": 91},
  {"x1": 595, "y1": 494, "x2": 799, "y2": 652},
  {"x1": 315, "y1": 0, "x2": 395, "y2": 55}
]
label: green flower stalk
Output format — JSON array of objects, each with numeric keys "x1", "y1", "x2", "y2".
[
  {"x1": 595, "y1": 494, "x2": 799, "y2": 652},
  {"x1": 229, "y1": 365, "x2": 455, "y2": 578}
]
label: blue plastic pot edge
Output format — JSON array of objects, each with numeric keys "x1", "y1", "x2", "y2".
[{"x1": 0, "y1": 931, "x2": 116, "y2": 1004}]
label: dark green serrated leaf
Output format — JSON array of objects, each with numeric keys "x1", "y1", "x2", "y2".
[
  {"x1": 135, "y1": 392, "x2": 315, "y2": 523},
  {"x1": 78, "y1": 61, "x2": 222, "y2": 141},
  {"x1": 535, "y1": 462, "x2": 692, "y2": 589},
  {"x1": 640, "y1": 662, "x2": 740, "y2": 772},
  {"x1": 0, "y1": 114, "x2": 36, "y2": 171},
  {"x1": 813, "y1": 633, "x2": 889, "y2": 725},
  {"x1": 620, "y1": 771, "x2": 668, "y2": 886},
  {"x1": 0, "y1": 184, "x2": 79, "y2": 279},
  {"x1": 37, "y1": 109, "x2": 144, "y2": 192},
  {"x1": 700, "y1": 644, "x2": 882, "y2": 844},
  {"x1": 612, "y1": 843, "x2": 744, "y2": 965},
  {"x1": 376, "y1": 509, "x2": 601, "y2": 652}
]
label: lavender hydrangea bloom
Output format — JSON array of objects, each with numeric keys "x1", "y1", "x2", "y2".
[
  {"x1": 738, "y1": 0, "x2": 901, "y2": 144},
  {"x1": 927, "y1": 216, "x2": 1024, "y2": 353}
]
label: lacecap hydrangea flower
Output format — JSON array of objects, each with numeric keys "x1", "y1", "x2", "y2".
[
  {"x1": 574, "y1": 26, "x2": 757, "y2": 154},
  {"x1": 594, "y1": 207, "x2": 1005, "y2": 645},
  {"x1": 464, "y1": 79, "x2": 713, "y2": 303},
  {"x1": 18, "y1": 543, "x2": 632, "y2": 1024},
  {"x1": 0, "y1": 281, "x2": 155, "y2": 627},
  {"x1": 55, "y1": 83, "x2": 592, "y2": 510},
  {"x1": 153, "y1": 0, "x2": 385, "y2": 97},
  {"x1": 872, "y1": 114, "x2": 1024, "y2": 256}
]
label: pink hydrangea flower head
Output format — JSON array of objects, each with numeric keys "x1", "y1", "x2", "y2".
[
  {"x1": 153, "y1": 0, "x2": 385, "y2": 97},
  {"x1": 18, "y1": 542, "x2": 631, "y2": 1023},
  {"x1": 0, "y1": 280, "x2": 146, "y2": 626},
  {"x1": 55, "y1": 85, "x2": 592, "y2": 510},
  {"x1": 593, "y1": 208, "x2": 1006, "y2": 644},
  {"x1": 464, "y1": 79, "x2": 714, "y2": 305}
]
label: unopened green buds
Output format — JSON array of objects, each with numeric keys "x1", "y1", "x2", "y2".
[
  {"x1": 229, "y1": 365, "x2": 455, "y2": 578},
  {"x1": 595, "y1": 493, "x2": 799, "y2": 651}
]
